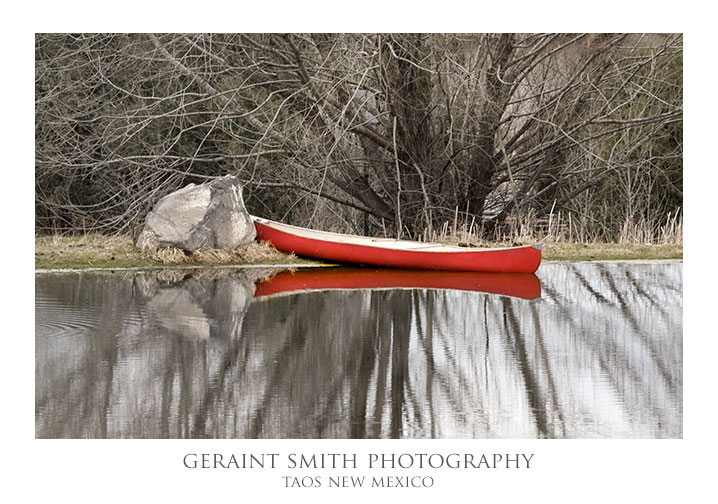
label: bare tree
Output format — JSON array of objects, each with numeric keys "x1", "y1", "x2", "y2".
[{"x1": 35, "y1": 33, "x2": 682, "y2": 240}]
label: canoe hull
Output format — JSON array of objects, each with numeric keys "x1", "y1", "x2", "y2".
[{"x1": 254, "y1": 218, "x2": 541, "y2": 273}]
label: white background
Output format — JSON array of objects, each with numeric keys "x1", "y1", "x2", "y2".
[{"x1": 6, "y1": 2, "x2": 713, "y2": 502}]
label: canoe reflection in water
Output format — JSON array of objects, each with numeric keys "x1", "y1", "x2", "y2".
[
  {"x1": 35, "y1": 263, "x2": 682, "y2": 439},
  {"x1": 254, "y1": 267, "x2": 541, "y2": 300}
]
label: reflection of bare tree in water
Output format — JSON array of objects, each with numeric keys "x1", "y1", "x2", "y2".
[
  {"x1": 35, "y1": 274, "x2": 132, "y2": 437},
  {"x1": 36, "y1": 263, "x2": 682, "y2": 438}
]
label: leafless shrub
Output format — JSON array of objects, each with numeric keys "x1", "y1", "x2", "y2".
[{"x1": 36, "y1": 33, "x2": 682, "y2": 242}]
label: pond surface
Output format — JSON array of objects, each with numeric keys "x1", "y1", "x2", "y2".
[{"x1": 35, "y1": 262, "x2": 682, "y2": 439}]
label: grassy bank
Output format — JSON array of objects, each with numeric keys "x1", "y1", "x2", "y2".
[
  {"x1": 35, "y1": 234, "x2": 682, "y2": 271},
  {"x1": 537, "y1": 242, "x2": 682, "y2": 261},
  {"x1": 35, "y1": 234, "x2": 319, "y2": 270}
]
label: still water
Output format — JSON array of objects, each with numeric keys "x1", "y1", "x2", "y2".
[{"x1": 35, "y1": 262, "x2": 682, "y2": 439}]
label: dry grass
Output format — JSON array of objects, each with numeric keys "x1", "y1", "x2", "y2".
[
  {"x1": 36, "y1": 234, "x2": 306, "y2": 270},
  {"x1": 413, "y1": 206, "x2": 682, "y2": 261},
  {"x1": 538, "y1": 242, "x2": 682, "y2": 261},
  {"x1": 35, "y1": 233, "x2": 143, "y2": 269},
  {"x1": 35, "y1": 233, "x2": 135, "y2": 256},
  {"x1": 424, "y1": 207, "x2": 683, "y2": 247},
  {"x1": 620, "y1": 210, "x2": 683, "y2": 245},
  {"x1": 149, "y1": 241, "x2": 290, "y2": 265}
]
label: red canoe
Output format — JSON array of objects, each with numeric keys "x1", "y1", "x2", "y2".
[
  {"x1": 253, "y1": 217, "x2": 541, "y2": 273},
  {"x1": 254, "y1": 267, "x2": 541, "y2": 300}
]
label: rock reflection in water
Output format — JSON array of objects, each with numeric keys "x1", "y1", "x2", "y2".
[{"x1": 35, "y1": 263, "x2": 682, "y2": 439}]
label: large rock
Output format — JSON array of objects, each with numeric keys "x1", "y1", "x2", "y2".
[{"x1": 136, "y1": 175, "x2": 256, "y2": 252}]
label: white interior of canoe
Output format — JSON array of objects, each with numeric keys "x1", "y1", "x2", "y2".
[{"x1": 253, "y1": 217, "x2": 541, "y2": 253}]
